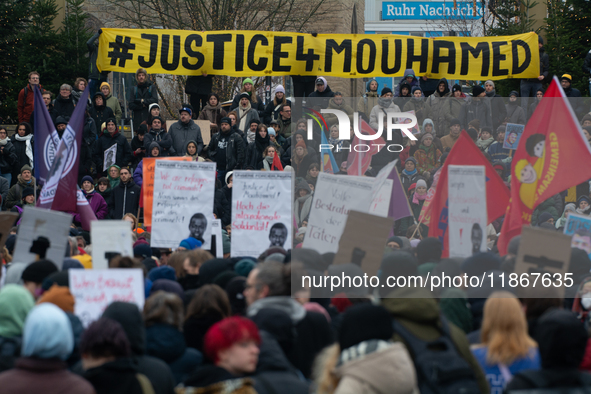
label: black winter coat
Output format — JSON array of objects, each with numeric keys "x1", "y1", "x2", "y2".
[
  {"x1": 130, "y1": 135, "x2": 145, "y2": 167},
  {"x1": 262, "y1": 98, "x2": 292, "y2": 125},
  {"x1": 144, "y1": 129, "x2": 173, "y2": 157},
  {"x1": 89, "y1": 104, "x2": 114, "y2": 132},
  {"x1": 308, "y1": 85, "x2": 335, "y2": 109},
  {"x1": 94, "y1": 131, "x2": 133, "y2": 172},
  {"x1": 145, "y1": 324, "x2": 202, "y2": 385},
  {"x1": 214, "y1": 189, "x2": 231, "y2": 227},
  {"x1": 51, "y1": 95, "x2": 76, "y2": 123},
  {"x1": 109, "y1": 179, "x2": 141, "y2": 219},
  {"x1": 207, "y1": 129, "x2": 246, "y2": 171},
  {"x1": 128, "y1": 82, "x2": 158, "y2": 130},
  {"x1": 0, "y1": 141, "x2": 17, "y2": 175},
  {"x1": 183, "y1": 313, "x2": 224, "y2": 353},
  {"x1": 10, "y1": 135, "x2": 33, "y2": 181},
  {"x1": 83, "y1": 358, "x2": 147, "y2": 394}
]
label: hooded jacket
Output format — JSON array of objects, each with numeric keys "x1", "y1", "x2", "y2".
[
  {"x1": 5, "y1": 173, "x2": 40, "y2": 210},
  {"x1": 381, "y1": 287, "x2": 489, "y2": 394},
  {"x1": 460, "y1": 96, "x2": 492, "y2": 130},
  {"x1": 144, "y1": 127, "x2": 173, "y2": 157},
  {"x1": 308, "y1": 77, "x2": 335, "y2": 109},
  {"x1": 96, "y1": 302, "x2": 176, "y2": 394},
  {"x1": 247, "y1": 296, "x2": 333, "y2": 378},
  {"x1": 333, "y1": 341, "x2": 418, "y2": 394},
  {"x1": 245, "y1": 129, "x2": 270, "y2": 169},
  {"x1": 145, "y1": 323, "x2": 202, "y2": 385},
  {"x1": 395, "y1": 70, "x2": 420, "y2": 97},
  {"x1": 357, "y1": 79, "x2": 381, "y2": 118},
  {"x1": 207, "y1": 126, "x2": 246, "y2": 171},
  {"x1": 425, "y1": 78, "x2": 453, "y2": 137},
  {"x1": 89, "y1": 92, "x2": 115, "y2": 130},
  {"x1": 128, "y1": 79, "x2": 159, "y2": 130},
  {"x1": 109, "y1": 177, "x2": 141, "y2": 219},
  {"x1": 394, "y1": 81, "x2": 412, "y2": 109},
  {"x1": 99, "y1": 82, "x2": 123, "y2": 124},
  {"x1": 0, "y1": 285, "x2": 34, "y2": 372},
  {"x1": 83, "y1": 358, "x2": 148, "y2": 394},
  {"x1": 94, "y1": 121, "x2": 133, "y2": 171},
  {"x1": 169, "y1": 119, "x2": 204, "y2": 156}
]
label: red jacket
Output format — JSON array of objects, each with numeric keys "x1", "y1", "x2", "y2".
[{"x1": 17, "y1": 83, "x2": 41, "y2": 124}]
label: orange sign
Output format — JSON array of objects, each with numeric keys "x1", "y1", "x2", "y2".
[{"x1": 143, "y1": 157, "x2": 191, "y2": 227}]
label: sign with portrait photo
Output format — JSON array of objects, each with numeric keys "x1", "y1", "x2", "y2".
[
  {"x1": 231, "y1": 171, "x2": 292, "y2": 257},
  {"x1": 103, "y1": 144, "x2": 117, "y2": 171},
  {"x1": 503, "y1": 123, "x2": 525, "y2": 150},
  {"x1": 151, "y1": 161, "x2": 216, "y2": 248}
]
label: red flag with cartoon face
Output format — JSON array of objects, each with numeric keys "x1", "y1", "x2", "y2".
[{"x1": 498, "y1": 76, "x2": 591, "y2": 255}]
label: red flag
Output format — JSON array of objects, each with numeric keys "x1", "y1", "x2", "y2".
[
  {"x1": 347, "y1": 119, "x2": 386, "y2": 176},
  {"x1": 428, "y1": 131, "x2": 510, "y2": 257},
  {"x1": 271, "y1": 152, "x2": 283, "y2": 171},
  {"x1": 498, "y1": 76, "x2": 591, "y2": 254}
]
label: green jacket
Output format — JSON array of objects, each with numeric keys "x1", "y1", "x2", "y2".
[
  {"x1": 381, "y1": 287, "x2": 489, "y2": 394},
  {"x1": 105, "y1": 94, "x2": 122, "y2": 125}
]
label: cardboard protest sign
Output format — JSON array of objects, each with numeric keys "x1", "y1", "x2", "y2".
[
  {"x1": 447, "y1": 165, "x2": 487, "y2": 258},
  {"x1": 69, "y1": 268, "x2": 144, "y2": 327},
  {"x1": 12, "y1": 207, "x2": 72, "y2": 269},
  {"x1": 303, "y1": 173, "x2": 374, "y2": 254},
  {"x1": 369, "y1": 179, "x2": 393, "y2": 217},
  {"x1": 503, "y1": 123, "x2": 525, "y2": 150},
  {"x1": 151, "y1": 161, "x2": 216, "y2": 248},
  {"x1": 103, "y1": 144, "x2": 117, "y2": 171},
  {"x1": 142, "y1": 157, "x2": 191, "y2": 227},
  {"x1": 231, "y1": 171, "x2": 292, "y2": 257},
  {"x1": 563, "y1": 213, "x2": 591, "y2": 259},
  {"x1": 515, "y1": 226, "x2": 573, "y2": 298},
  {"x1": 91, "y1": 220, "x2": 134, "y2": 270},
  {"x1": 333, "y1": 210, "x2": 394, "y2": 277},
  {"x1": 195, "y1": 120, "x2": 211, "y2": 146}
]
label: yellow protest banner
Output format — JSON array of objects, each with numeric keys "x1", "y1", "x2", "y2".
[{"x1": 97, "y1": 29, "x2": 539, "y2": 80}]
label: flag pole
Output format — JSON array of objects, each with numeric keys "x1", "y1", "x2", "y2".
[{"x1": 410, "y1": 215, "x2": 425, "y2": 240}]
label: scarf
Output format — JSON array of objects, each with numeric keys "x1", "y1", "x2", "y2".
[
  {"x1": 378, "y1": 97, "x2": 392, "y2": 108},
  {"x1": 328, "y1": 137, "x2": 343, "y2": 150},
  {"x1": 14, "y1": 134, "x2": 34, "y2": 167},
  {"x1": 238, "y1": 101, "x2": 252, "y2": 132},
  {"x1": 262, "y1": 156, "x2": 273, "y2": 171},
  {"x1": 402, "y1": 168, "x2": 417, "y2": 177},
  {"x1": 83, "y1": 187, "x2": 95, "y2": 195},
  {"x1": 556, "y1": 204, "x2": 576, "y2": 229},
  {"x1": 413, "y1": 191, "x2": 427, "y2": 204},
  {"x1": 576, "y1": 206, "x2": 591, "y2": 216},
  {"x1": 0, "y1": 137, "x2": 8, "y2": 146}
]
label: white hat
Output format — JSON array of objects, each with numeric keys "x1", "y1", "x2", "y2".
[{"x1": 149, "y1": 103, "x2": 160, "y2": 112}]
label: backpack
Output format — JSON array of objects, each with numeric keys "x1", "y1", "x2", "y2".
[
  {"x1": 506, "y1": 370, "x2": 591, "y2": 394},
  {"x1": 392, "y1": 315, "x2": 480, "y2": 394}
]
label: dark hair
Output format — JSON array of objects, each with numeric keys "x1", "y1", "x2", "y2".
[
  {"x1": 270, "y1": 223, "x2": 288, "y2": 235},
  {"x1": 79, "y1": 317, "x2": 131, "y2": 359},
  {"x1": 525, "y1": 133, "x2": 545, "y2": 157},
  {"x1": 97, "y1": 177, "x2": 109, "y2": 186},
  {"x1": 190, "y1": 213, "x2": 207, "y2": 222},
  {"x1": 144, "y1": 291, "x2": 184, "y2": 330},
  {"x1": 208, "y1": 92, "x2": 220, "y2": 103},
  {"x1": 119, "y1": 166, "x2": 131, "y2": 175},
  {"x1": 186, "y1": 284, "x2": 231, "y2": 319},
  {"x1": 17, "y1": 122, "x2": 32, "y2": 136}
]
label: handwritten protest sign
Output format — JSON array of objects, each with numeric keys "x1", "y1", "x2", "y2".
[
  {"x1": 69, "y1": 269, "x2": 145, "y2": 327},
  {"x1": 563, "y1": 213, "x2": 591, "y2": 259},
  {"x1": 303, "y1": 173, "x2": 373, "y2": 254},
  {"x1": 103, "y1": 144, "x2": 117, "y2": 171},
  {"x1": 370, "y1": 179, "x2": 393, "y2": 217},
  {"x1": 91, "y1": 221, "x2": 134, "y2": 270},
  {"x1": 231, "y1": 171, "x2": 292, "y2": 256},
  {"x1": 448, "y1": 165, "x2": 487, "y2": 258},
  {"x1": 13, "y1": 207, "x2": 72, "y2": 269},
  {"x1": 142, "y1": 157, "x2": 191, "y2": 227},
  {"x1": 151, "y1": 161, "x2": 216, "y2": 248}
]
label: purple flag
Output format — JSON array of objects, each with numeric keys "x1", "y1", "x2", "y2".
[
  {"x1": 37, "y1": 87, "x2": 89, "y2": 212},
  {"x1": 75, "y1": 187, "x2": 97, "y2": 231},
  {"x1": 33, "y1": 86, "x2": 60, "y2": 184},
  {"x1": 387, "y1": 164, "x2": 413, "y2": 220}
]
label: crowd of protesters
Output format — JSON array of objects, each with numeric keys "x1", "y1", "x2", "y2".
[{"x1": 2, "y1": 31, "x2": 591, "y2": 393}]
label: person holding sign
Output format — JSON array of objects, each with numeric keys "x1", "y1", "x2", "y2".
[{"x1": 94, "y1": 119, "x2": 132, "y2": 177}]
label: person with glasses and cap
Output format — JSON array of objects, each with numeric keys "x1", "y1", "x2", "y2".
[{"x1": 169, "y1": 104, "x2": 204, "y2": 157}]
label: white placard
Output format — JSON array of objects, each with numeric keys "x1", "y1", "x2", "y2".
[
  {"x1": 103, "y1": 144, "x2": 117, "y2": 171},
  {"x1": 12, "y1": 206, "x2": 72, "y2": 269},
  {"x1": 69, "y1": 269, "x2": 145, "y2": 327},
  {"x1": 303, "y1": 172, "x2": 374, "y2": 254},
  {"x1": 231, "y1": 171, "x2": 293, "y2": 256},
  {"x1": 448, "y1": 165, "x2": 487, "y2": 258},
  {"x1": 151, "y1": 161, "x2": 216, "y2": 248},
  {"x1": 211, "y1": 219, "x2": 223, "y2": 258},
  {"x1": 370, "y1": 179, "x2": 393, "y2": 217},
  {"x1": 91, "y1": 220, "x2": 134, "y2": 270}
]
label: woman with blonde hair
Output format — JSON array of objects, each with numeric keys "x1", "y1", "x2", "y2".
[{"x1": 471, "y1": 291, "x2": 540, "y2": 392}]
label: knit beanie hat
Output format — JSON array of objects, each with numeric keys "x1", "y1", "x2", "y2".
[
  {"x1": 37, "y1": 284, "x2": 75, "y2": 313},
  {"x1": 234, "y1": 259, "x2": 256, "y2": 277},
  {"x1": 148, "y1": 265, "x2": 177, "y2": 282},
  {"x1": 339, "y1": 303, "x2": 394, "y2": 350},
  {"x1": 381, "y1": 87, "x2": 393, "y2": 96},
  {"x1": 387, "y1": 236, "x2": 403, "y2": 248},
  {"x1": 21, "y1": 187, "x2": 34, "y2": 200},
  {"x1": 22, "y1": 260, "x2": 58, "y2": 283},
  {"x1": 274, "y1": 84, "x2": 285, "y2": 94},
  {"x1": 472, "y1": 85, "x2": 485, "y2": 97},
  {"x1": 21, "y1": 164, "x2": 32, "y2": 174},
  {"x1": 80, "y1": 175, "x2": 94, "y2": 187},
  {"x1": 242, "y1": 78, "x2": 253, "y2": 86},
  {"x1": 416, "y1": 179, "x2": 428, "y2": 189}
]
